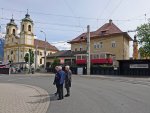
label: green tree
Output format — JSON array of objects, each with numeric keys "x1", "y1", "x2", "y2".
[
  {"x1": 51, "y1": 58, "x2": 60, "y2": 68},
  {"x1": 24, "y1": 49, "x2": 34, "y2": 65},
  {"x1": 137, "y1": 22, "x2": 150, "y2": 58}
]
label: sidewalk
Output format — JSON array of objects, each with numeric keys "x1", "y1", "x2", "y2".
[{"x1": 0, "y1": 83, "x2": 50, "y2": 113}]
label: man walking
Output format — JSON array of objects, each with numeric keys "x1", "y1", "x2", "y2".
[
  {"x1": 64, "y1": 65, "x2": 72, "y2": 97},
  {"x1": 53, "y1": 66, "x2": 59, "y2": 96},
  {"x1": 57, "y1": 66, "x2": 65, "y2": 100}
]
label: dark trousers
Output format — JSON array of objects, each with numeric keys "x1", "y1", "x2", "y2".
[
  {"x1": 66, "y1": 87, "x2": 70, "y2": 95},
  {"x1": 56, "y1": 84, "x2": 59, "y2": 94},
  {"x1": 58, "y1": 84, "x2": 63, "y2": 99}
]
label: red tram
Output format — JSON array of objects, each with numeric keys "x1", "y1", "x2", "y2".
[{"x1": 75, "y1": 52, "x2": 114, "y2": 65}]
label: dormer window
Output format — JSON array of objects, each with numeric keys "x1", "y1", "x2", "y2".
[
  {"x1": 28, "y1": 25, "x2": 31, "y2": 31},
  {"x1": 101, "y1": 29, "x2": 108, "y2": 35},
  {"x1": 101, "y1": 30, "x2": 106, "y2": 35}
]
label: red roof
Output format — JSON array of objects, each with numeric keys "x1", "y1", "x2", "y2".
[
  {"x1": 34, "y1": 39, "x2": 59, "y2": 51},
  {"x1": 68, "y1": 20, "x2": 132, "y2": 43}
]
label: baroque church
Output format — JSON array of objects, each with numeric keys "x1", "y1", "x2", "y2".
[{"x1": 4, "y1": 12, "x2": 58, "y2": 68}]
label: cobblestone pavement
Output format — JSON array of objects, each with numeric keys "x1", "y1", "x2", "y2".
[{"x1": 0, "y1": 83, "x2": 50, "y2": 113}]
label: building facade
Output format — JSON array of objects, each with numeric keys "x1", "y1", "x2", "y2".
[
  {"x1": 4, "y1": 13, "x2": 58, "y2": 68},
  {"x1": 68, "y1": 20, "x2": 132, "y2": 60}
]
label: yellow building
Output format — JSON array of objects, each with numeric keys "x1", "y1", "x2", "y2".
[
  {"x1": 68, "y1": 20, "x2": 132, "y2": 60},
  {"x1": 4, "y1": 13, "x2": 58, "y2": 68}
]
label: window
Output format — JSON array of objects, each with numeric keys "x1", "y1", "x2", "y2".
[
  {"x1": 97, "y1": 43, "x2": 100, "y2": 48},
  {"x1": 111, "y1": 41, "x2": 116, "y2": 48},
  {"x1": 77, "y1": 56, "x2": 81, "y2": 60},
  {"x1": 40, "y1": 58, "x2": 42, "y2": 64},
  {"x1": 28, "y1": 25, "x2": 31, "y2": 31},
  {"x1": 101, "y1": 30, "x2": 106, "y2": 35},
  {"x1": 40, "y1": 52, "x2": 42, "y2": 56},
  {"x1": 22, "y1": 25, "x2": 24, "y2": 31},
  {"x1": 37, "y1": 51, "x2": 39, "y2": 55},
  {"x1": 80, "y1": 45, "x2": 82, "y2": 51},
  {"x1": 75, "y1": 48, "x2": 77, "y2": 51},
  {"x1": 99, "y1": 42, "x2": 103, "y2": 48},
  {"x1": 93, "y1": 54, "x2": 99, "y2": 59},
  {"x1": 100, "y1": 53, "x2": 105, "y2": 58},
  {"x1": 94, "y1": 43, "x2": 97, "y2": 49},
  {"x1": 82, "y1": 55, "x2": 86, "y2": 60},
  {"x1": 80, "y1": 48, "x2": 82, "y2": 51},
  {"x1": 13, "y1": 29, "x2": 15, "y2": 35}
]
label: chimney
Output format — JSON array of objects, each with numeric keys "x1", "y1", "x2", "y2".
[{"x1": 109, "y1": 19, "x2": 112, "y2": 24}]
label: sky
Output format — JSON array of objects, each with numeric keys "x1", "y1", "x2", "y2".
[{"x1": 0, "y1": 0, "x2": 150, "y2": 56}]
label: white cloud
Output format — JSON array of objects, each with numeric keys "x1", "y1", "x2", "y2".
[{"x1": 52, "y1": 42, "x2": 71, "y2": 50}]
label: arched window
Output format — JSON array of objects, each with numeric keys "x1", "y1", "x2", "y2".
[
  {"x1": 13, "y1": 29, "x2": 15, "y2": 35},
  {"x1": 22, "y1": 24, "x2": 24, "y2": 31},
  {"x1": 28, "y1": 25, "x2": 31, "y2": 31}
]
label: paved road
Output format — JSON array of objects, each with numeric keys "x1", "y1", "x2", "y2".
[{"x1": 0, "y1": 74, "x2": 150, "y2": 113}]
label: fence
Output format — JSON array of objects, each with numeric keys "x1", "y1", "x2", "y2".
[
  {"x1": 0, "y1": 68, "x2": 9, "y2": 74},
  {"x1": 46, "y1": 60, "x2": 150, "y2": 76}
]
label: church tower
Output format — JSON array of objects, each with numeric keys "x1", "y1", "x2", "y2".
[
  {"x1": 4, "y1": 16, "x2": 18, "y2": 63},
  {"x1": 20, "y1": 10, "x2": 34, "y2": 46},
  {"x1": 133, "y1": 35, "x2": 138, "y2": 59},
  {"x1": 5, "y1": 16, "x2": 18, "y2": 45}
]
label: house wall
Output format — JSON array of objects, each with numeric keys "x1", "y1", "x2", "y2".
[{"x1": 71, "y1": 35, "x2": 130, "y2": 60}]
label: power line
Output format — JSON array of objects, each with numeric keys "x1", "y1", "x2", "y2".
[
  {"x1": 0, "y1": 17, "x2": 84, "y2": 28},
  {"x1": 62, "y1": 0, "x2": 85, "y2": 32},
  {"x1": 35, "y1": 27, "x2": 82, "y2": 32},
  {"x1": 0, "y1": 7, "x2": 145, "y2": 22},
  {"x1": 109, "y1": 0, "x2": 124, "y2": 18},
  {"x1": 98, "y1": 0, "x2": 112, "y2": 18}
]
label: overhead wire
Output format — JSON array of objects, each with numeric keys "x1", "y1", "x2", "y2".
[
  {"x1": 62, "y1": 0, "x2": 85, "y2": 32},
  {"x1": 0, "y1": 7, "x2": 146, "y2": 22}
]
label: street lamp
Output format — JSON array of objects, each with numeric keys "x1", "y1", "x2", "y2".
[{"x1": 40, "y1": 30, "x2": 47, "y2": 70}]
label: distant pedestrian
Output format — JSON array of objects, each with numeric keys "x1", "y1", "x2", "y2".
[
  {"x1": 64, "y1": 65, "x2": 72, "y2": 97},
  {"x1": 57, "y1": 66, "x2": 65, "y2": 100},
  {"x1": 53, "y1": 66, "x2": 59, "y2": 96}
]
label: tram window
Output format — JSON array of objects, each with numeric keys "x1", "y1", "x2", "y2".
[
  {"x1": 82, "y1": 55, "x2": 86, "y2": 59},
  {"x1": 77, "y1": 56, "x2": 81, "y2": 60},
  {"x1": 100, "y1": 53, "x2": 105, "y2": 58}
]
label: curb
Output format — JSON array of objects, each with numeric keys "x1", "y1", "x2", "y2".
[{"x1": 18, "y1": 83, "x2": 50, "y2": 113}]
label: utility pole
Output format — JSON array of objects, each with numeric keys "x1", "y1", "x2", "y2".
[
  {"x1": 40, "y1": 30, "x2": 47, "y2": 70},
  {"x1": 87, "y1": 25, "x2": 90, "y2": 75},
  {"x1": 35, "y1": 45, "x2": 38, "y2": 70},
  {"x1": 28, "y1": 51, "x2": 30, "y2": 73}
]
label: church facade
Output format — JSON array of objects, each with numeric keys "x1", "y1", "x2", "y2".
[{"x1": 4, "y1": 13, "x2": 58, "y2": 68}]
